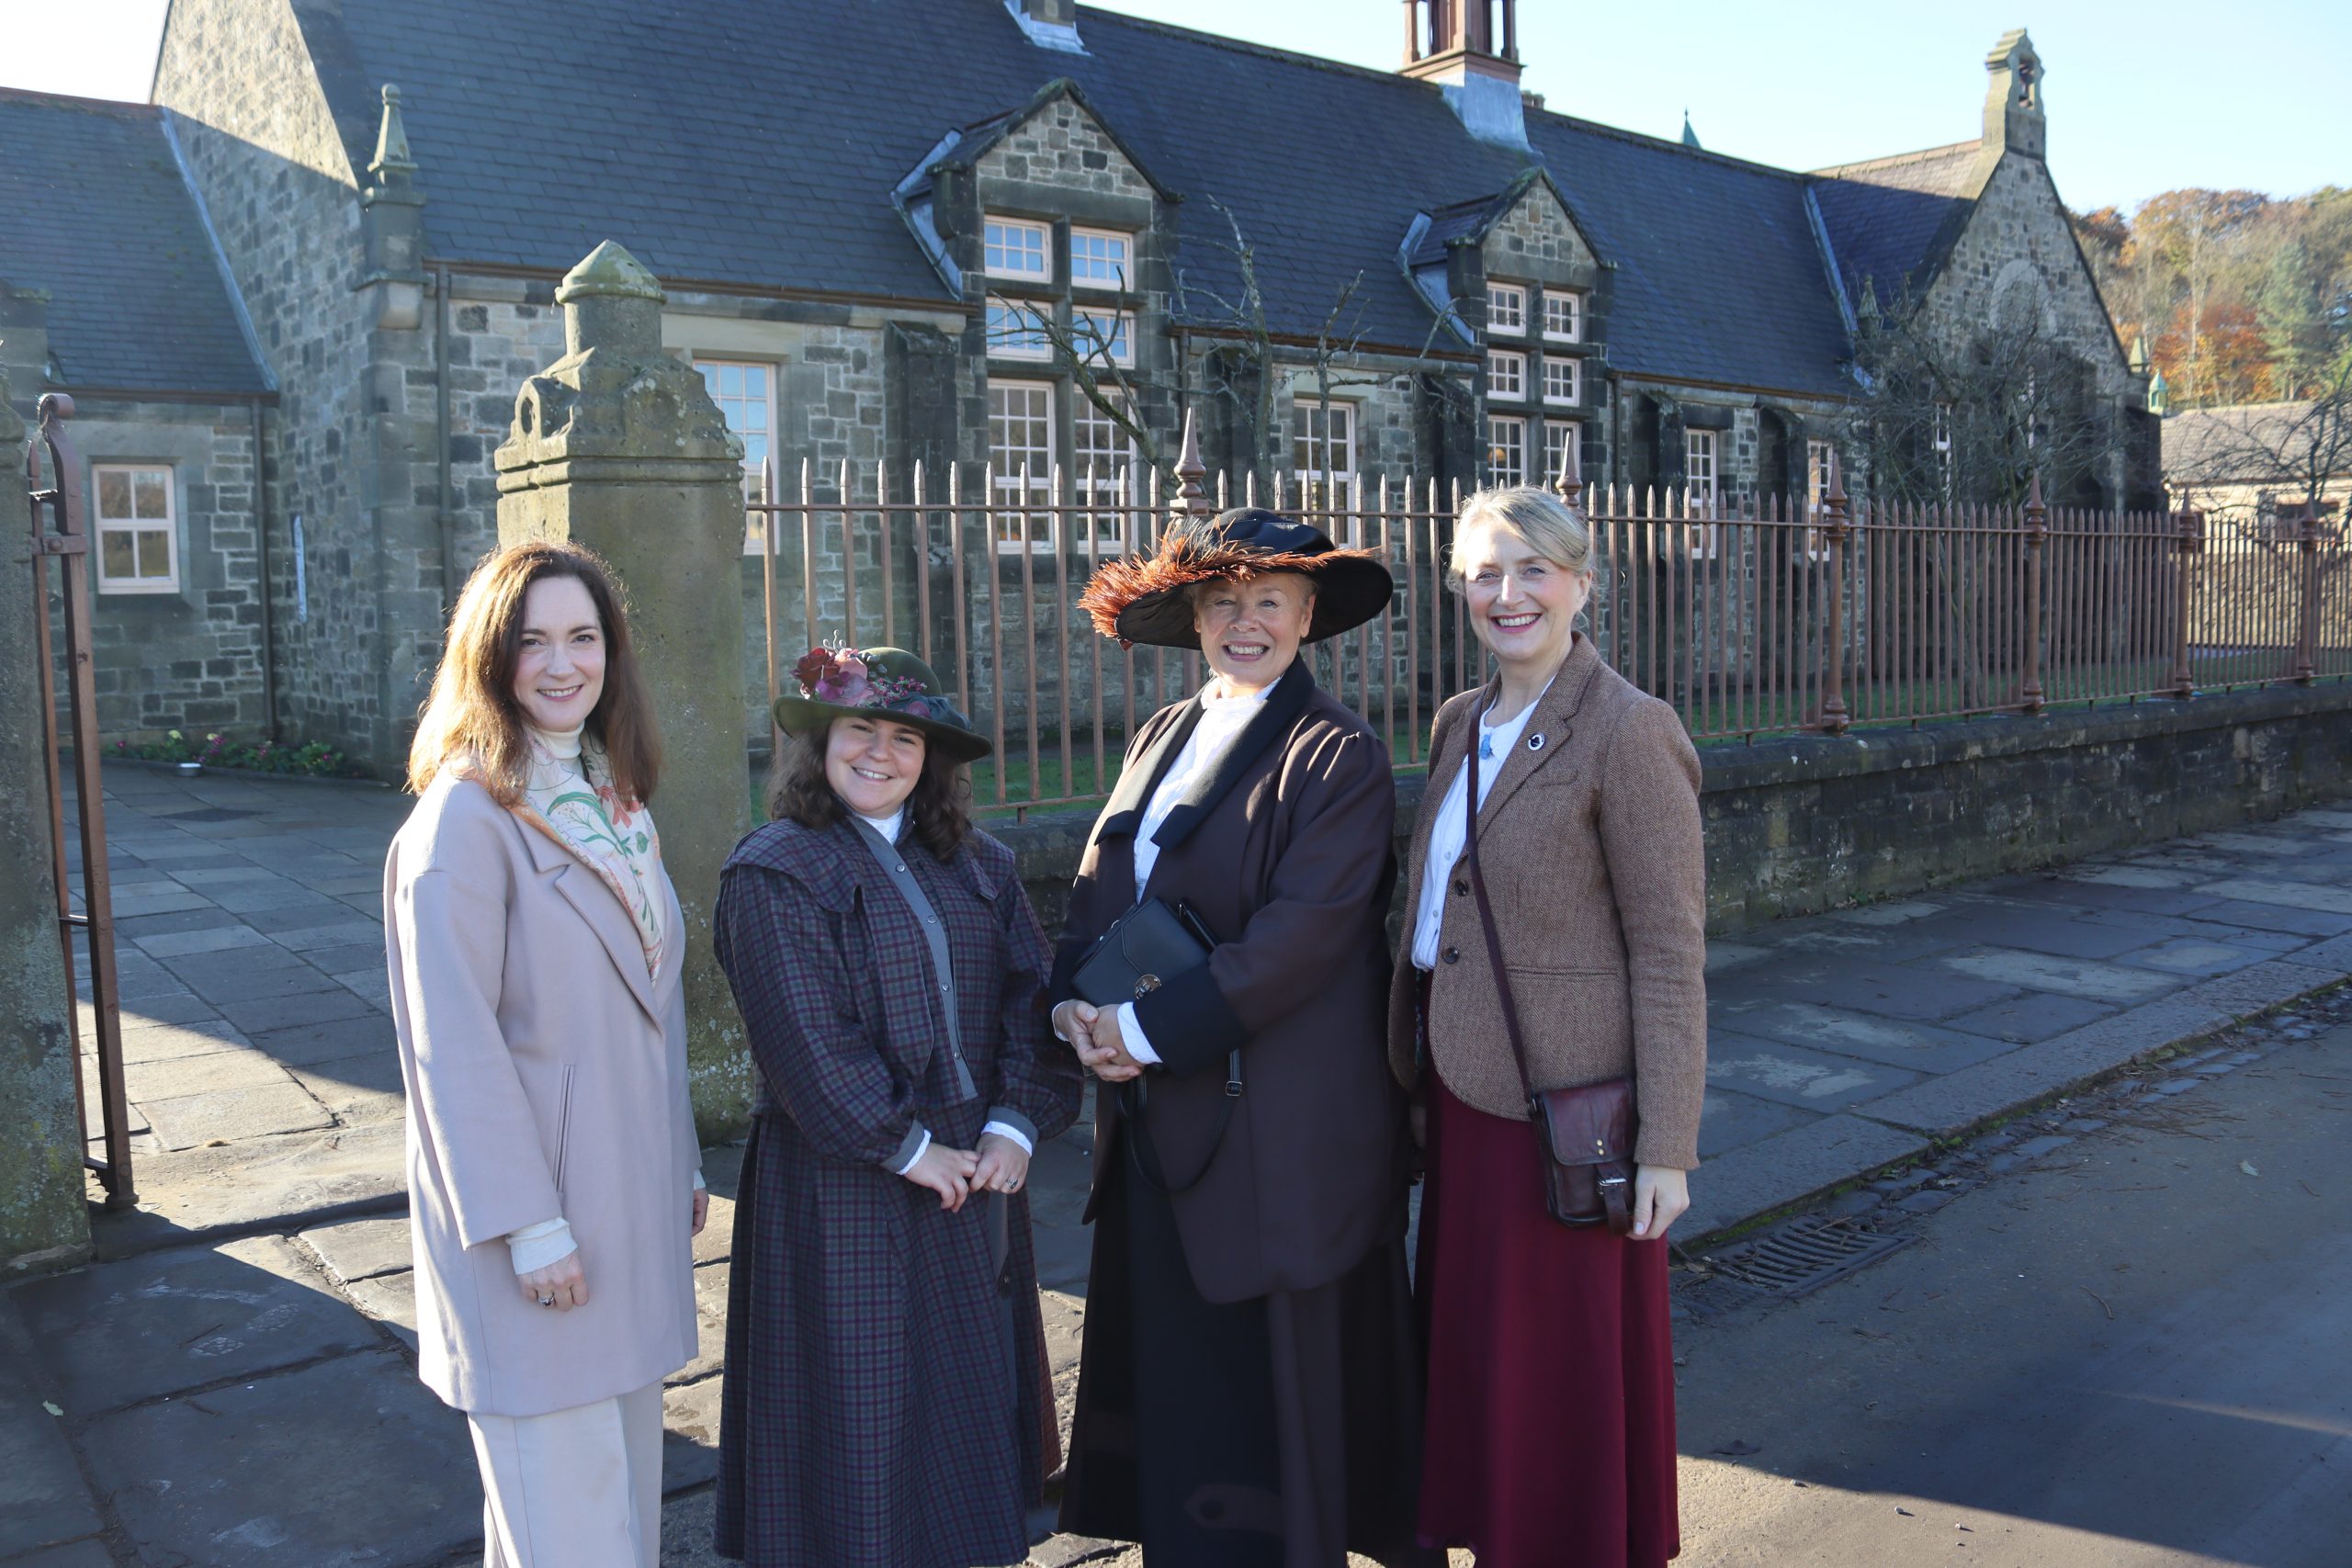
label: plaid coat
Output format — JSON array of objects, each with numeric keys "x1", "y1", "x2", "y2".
[{"x1": 711, "y1": 816, "x2": 1081, "y2": 1568}]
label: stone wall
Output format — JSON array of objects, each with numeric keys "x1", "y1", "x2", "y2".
[
  {"x1": 153, "y1": 0, "x2": 380, "y2": 761},
  {"x1": 995, "y1": 686, "x2": 2352, "y2": 939},
  {"x1": 66, "y1": 397, "x2": 269, "y2": 740}
]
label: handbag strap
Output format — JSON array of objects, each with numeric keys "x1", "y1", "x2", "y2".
[{"x1": 1462, "y1": 712, "x2": 1543, "y2": 1116}]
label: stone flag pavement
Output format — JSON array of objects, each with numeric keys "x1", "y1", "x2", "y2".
[{"x1": 6, "y1": 761, "x2": 2351, "y2": 1566}]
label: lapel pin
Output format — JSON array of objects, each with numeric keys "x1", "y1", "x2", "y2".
[{"x1": 1527, "y1": 733, "x2": 1546, "y2": 752}]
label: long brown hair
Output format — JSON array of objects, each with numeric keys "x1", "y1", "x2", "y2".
[
  {"x1": 766, "y1": 721, "x2": 973, "y2": 861},
  {"x1": 406, "y1": 540, "x2": 662, "y2": 805}
]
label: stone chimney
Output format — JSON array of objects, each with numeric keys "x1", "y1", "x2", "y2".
[
  {"x1": 1006, "y1": 0, "x2": 1084, "y2": 53},
  {"x1": 358, "y1": 85, "x2": 427, "y2": 328},
  {"x1": 1401, "y1": 0, "x2": 1526, "y2": 148},
  {"x1": 1983, "y1": 28, "x2": 2046, "y2": 161}
]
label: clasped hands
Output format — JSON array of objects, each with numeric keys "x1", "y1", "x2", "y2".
[
  {"x1": 901, "y1": 1132, "x2": 1030, "y2": 1212},
  {"x1": 1052, "y1": 1000, "x2": 1146, "y2": 1084}
]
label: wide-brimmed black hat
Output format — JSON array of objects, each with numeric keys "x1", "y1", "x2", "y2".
[
  {"x1": 1078, "y1": 507, "x2": 1396, "y2": 650},
  {"x1": 773, "y1": 645, "x2": 991, "y2": 763}
]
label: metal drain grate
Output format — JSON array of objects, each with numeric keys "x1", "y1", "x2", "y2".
[
  {"x1": 165, "y1": 807, "x2": 261, "y2": 823},
  {"x1": 1705, "y1": 1218, "x2": 1915, "y2": 1298}
]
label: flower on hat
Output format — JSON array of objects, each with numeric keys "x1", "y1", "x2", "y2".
[{"x1": 795, "y1": 640, "x2": 931, "y2": 715}]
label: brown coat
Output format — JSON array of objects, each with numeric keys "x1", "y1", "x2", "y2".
[
  {"x1": 1386, "y1": 635, "x2": 1709, "y2": 1169},
  {"x1": 1053, "y1": 661, "x2": 1410, "y2": 1304},
  {"x1": 385, "y1": 773, "x2": 701, "y2": 1417}
]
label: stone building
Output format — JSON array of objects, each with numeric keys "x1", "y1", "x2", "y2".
[{"x1": 2, "y1": 0, "x2": 2156, "y2": 773}]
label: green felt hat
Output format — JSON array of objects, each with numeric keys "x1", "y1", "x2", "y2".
[{"x1": 773, "y1": 645, "x2": 990, "y2": 763}]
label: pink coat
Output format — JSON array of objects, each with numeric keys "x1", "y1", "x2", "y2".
[{"x1": 384, "y1": 772, "x2": 699, "y2": 1417}]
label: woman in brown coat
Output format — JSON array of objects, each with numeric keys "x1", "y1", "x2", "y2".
[
  {"x1": 388, "y1": 541, "x2": 704, "y2": 1568},
  {"x1": 1391, "y1": 487, "x2": 1707, "y2": 1568}
]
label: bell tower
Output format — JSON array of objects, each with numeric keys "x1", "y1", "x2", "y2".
[
  {"x1": 1401, "y1": 0, "x2": 1527, "y2": 148},
  {"x1": 1983, "y1": 28, "x2": 2046, "y2": 161}
]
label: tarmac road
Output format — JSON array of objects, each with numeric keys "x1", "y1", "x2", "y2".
[{"x1": 1671, "y1": 1021, "x2": 2352, "y2": 1568}]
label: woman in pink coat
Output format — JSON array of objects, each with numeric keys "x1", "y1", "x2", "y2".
[{"x1": 386, "y1": 539, "x2": 705, "y2": 1567}]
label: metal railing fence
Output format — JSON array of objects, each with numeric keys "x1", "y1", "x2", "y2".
[{"x1": 742, "y1": 441, "x2": 2348, "y2": 818}]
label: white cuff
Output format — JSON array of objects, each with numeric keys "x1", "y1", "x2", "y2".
[
  {"x1": 1115, "y1": 1001, "x2": 1163, "y2": 1066},
  {"x1": 979, "y1": 1120, "x2": 1035, "y2": 1156},
  {"x1": 693, "y1": 1169, "x2": 707, "y2": 1191},
  {"x1": 506, "y1": 1216, "x2": 577, "y2": 1275},
  {"x1": 890, "y1": 1126, "x2": 933, "y2": 1177}
]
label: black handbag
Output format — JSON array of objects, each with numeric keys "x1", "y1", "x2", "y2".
[{"x1": 1071, "y1": 898, "x2": 1240, "y2": 1194}]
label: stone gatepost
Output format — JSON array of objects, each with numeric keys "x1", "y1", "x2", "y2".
[
  {"x1": 495, "y1": 243, "x2": 752, "y2": 1135},
  {"x1": 0, "y1": 363, "x2": 90, "y2": 1267}
]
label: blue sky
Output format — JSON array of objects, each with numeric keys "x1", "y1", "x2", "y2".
[{"x1": 6, "y1": 0, "x2": 2344, "y2": 215}]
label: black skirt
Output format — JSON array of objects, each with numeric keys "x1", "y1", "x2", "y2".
[{"x1": 1058, "y1": 1135, "x2": 1439, "y2": 1568}]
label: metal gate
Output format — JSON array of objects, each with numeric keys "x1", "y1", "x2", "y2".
[{"x1": 25, "y1": 393, "x2": 134, "y2": 1209}]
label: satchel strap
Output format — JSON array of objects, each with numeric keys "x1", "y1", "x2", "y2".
[{"x1": 1462, "y1": 715, "x2": 1544, "y2": 1116}]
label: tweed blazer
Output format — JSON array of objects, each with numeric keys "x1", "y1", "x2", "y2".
[
  {"x1": 385, "y1": 772, "x2": 700, "y2": 1418},
  {"x1": 1385, "y1": 634, "x2": 1708, "y2": 1169}
]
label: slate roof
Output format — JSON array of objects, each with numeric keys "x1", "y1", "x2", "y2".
[
  {"x1": 0, "y1": 88, "x2": 268, "y2": 395},
  {"x1": 2165, "y1": 401, "x2": 2348, "y2": 484},
  {"x1": 310, "y1": 0, "x2": 1865, "y2": 397},
  {"x1": 1810, "y1": 141, "x2": 1986, "y2": 317}
]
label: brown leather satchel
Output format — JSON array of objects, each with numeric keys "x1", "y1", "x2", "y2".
[{"x1": 1461, "y1": 722, "x2": 1638, "y2": 1235}]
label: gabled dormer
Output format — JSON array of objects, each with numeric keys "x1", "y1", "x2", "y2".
[{"x1": 1401, "y1": 170, "x2": 1605, "y2": 353}]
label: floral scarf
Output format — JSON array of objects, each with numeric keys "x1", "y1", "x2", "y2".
[{"x1": 510, "y1": 729, "x2": 669, "y2": 983}]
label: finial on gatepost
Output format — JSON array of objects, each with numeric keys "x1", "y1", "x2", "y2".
[
  {"x1": 1170, "y1": 408, "x2": 1211, "y2": 524},
  {"x1": 1551, "y1": 427, "x2": 1583, "y2": 512},
  {"x1": 556, "y1": 240, "x2": 666, "y2": 358}
]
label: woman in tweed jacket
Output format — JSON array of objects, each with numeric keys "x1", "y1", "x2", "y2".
[
  {"x1": 710, "y1": 647, "x2": 1082, "y2": 1568},
  {"x1": 1391, "y1": 488, "x2": 1706, "y2": 1568}
]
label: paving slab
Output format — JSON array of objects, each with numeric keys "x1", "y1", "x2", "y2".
[
  {"x1": 1703, "y1": 1032, "x2": 1920, "y2": 1111},
  {"x1": 142, "y1": 1081, "x2": 334, "y2": 1151},
  {"x1": 1935, "y1": 946, "x2": 2184, "y2": 1005},
  {"x1": 674, "y1": 1261, "x2": 728, "y2": 1383},
  {"x1": 96, "y1": 1122, "x2": 408, "y2": 1256},
  {"x1": 2112, "y1": 936, "x2": 2272, "y2": 978},
  {"x1": 122, "y1": 1045, "x2": 300, "y2": 1102},
  {"x1": 1939, "y1": 991, "x2": 2119, "y2": 1044},
  {"x1": 110, "y1": 991, "x2": 223, "y2": 1027},
  {"x1": 299, "y1": 1216, "x2": 413, "y2": 1286},
  {"x1": 1741, "y1": 953, "x2": 2019, "y2": 1021},
  {"x1": 1702, "y1": 942, "x2": 1770, "y2": 974},
  {"x1": 3, "y1": 1540, "x2": 115, "y2": 1567},
  {"x1": 10, "y1": 1235, "x2": 379, "y2": 1416},
  {"x1": 2183, "y1": 897, "x2": 2352, "y2": 937},
  {"x1": 107, "y1": 888, "x2": 216, "y2": 919},
  {"x1": 131, "y1": 924, "x2": 269, "y2": 960},
  {"x1": 114, "y1": 1018, "x2": 251, "y2": 1065},
  {"x1": 343, "y1": 1272, "x2": 420, "y2": 1352},
  {"x1": 1696, "y1": 1087, "x2": 1814, "y2": 1159},
  {"x1": 1679, "y1": 1113, "x2": 1930, "y2": 1245},
  {"x1": 1711, "y1": 998, "x2": 2018, "y2": 1073},
  {"x1": 215, "y1": 985, "x2": 380, "y2": 1034},
  {"x1": 0, "y1": 1300, "x2": 102, "y2": 1558},
  {"x1": 289, "y1": 1050, "x2": 408, "y2": 1125},
  {"x1": 662, "y1": 1376, "x2": 723, "y2": 1494},
  {"x1": 171, "y1": 963, "x2": 346, "y2": 1007},
  {"x1": 79, "y1": 1349, "x2": 478, "y2": 1568},
  {"x1": 240, "y1": 1013, "x2": 400, "y2": 1068},
  {"x1": 2194, "y1": 876, "x2": 2352, "y2": 916}
]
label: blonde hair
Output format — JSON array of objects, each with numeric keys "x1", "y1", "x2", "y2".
[{"x1": 1448, "y1": 486, "x2": 1603, "y2": 592}]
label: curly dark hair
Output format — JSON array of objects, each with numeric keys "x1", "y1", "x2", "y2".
[{"x1": 766, "y1": 721, "x2": 974, "y2": 861}]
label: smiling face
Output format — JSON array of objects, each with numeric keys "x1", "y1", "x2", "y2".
[
  {"x1": 1459, "y1": 524, "x2": 1592, "y2": 677},
  {"x1": 510, "y1": 574, "x2": 607, "y2": 734},
  {"x1": 1192, "y1": 571, "x2": 1316, "y2": 694},
  {"x1": 824, "y1": 714, "x2": 928, "y2": 818}
]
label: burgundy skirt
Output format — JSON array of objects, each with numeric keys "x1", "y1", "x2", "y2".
[{"x1": 1415, "y1": 1069, "x2": 1681, "y2": 1566}]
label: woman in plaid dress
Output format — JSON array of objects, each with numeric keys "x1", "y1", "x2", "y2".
[{"x1": 710, "y1": 646, "x2": 1082, "y2": 1568}]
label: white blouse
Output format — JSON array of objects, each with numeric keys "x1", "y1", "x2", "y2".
[{"x1": 1409, "y1": 682, "x2": 1552, "y2": 971}]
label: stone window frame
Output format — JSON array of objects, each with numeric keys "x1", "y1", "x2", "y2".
[
  {"x1": 1542, "y1": 418, "x2": 1581, "y2": 489},
  {"x1": 1541, "y1": 355, "x2": 1580, "y2": 408},
  {"x1": 986, "y1": 297, "x2": 1054, "y2": 362},
  {"x1": 1069, "y1": 227, "x2": 1135, "y2": 292},
  {"x1": 1487, "y1": 414, "x2": 1527, "y2": 489},
  {"x1": 989, "y1": 378, "x2": 1058, "y2": 556},
  {"x1": 695, "y1": 358, "x2": 779, "y2": 556},
  {"x1": 983, "y1": 215, "x2": 1054, "y2": 283},
  {"x1": 1542, "y1": 291, "x2": 1584, "y2": 344},
  {"x1": 1070, "y1": 307, "x2": 1136, "y2": 367},
  {"x1": 1487, "y1": 349, "x2": 1526, "y2": 402},
  {"x1": 91, "y1": 462, "x2": 181, "y2": 595},
  {"x1": 1487, "y1": 281, "x2": 1527, "y2": 337}
]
